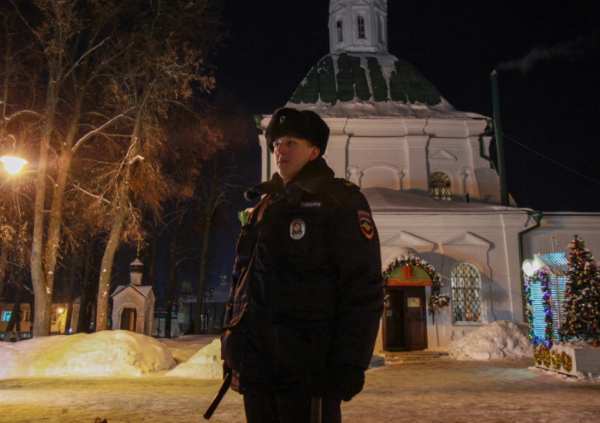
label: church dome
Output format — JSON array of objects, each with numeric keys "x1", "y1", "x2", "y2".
[{"x1": 285, "y1": 1, "x2": 478, "y2": 119}]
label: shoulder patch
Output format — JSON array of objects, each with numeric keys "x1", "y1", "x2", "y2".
[
  {"x1": 358, "y1": 210, "x2": 375, "y2": 240},
  {"x1": 333, "y1": 178, "x2": 360, "y2": 191}
]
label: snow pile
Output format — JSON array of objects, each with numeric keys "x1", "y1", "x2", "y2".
[
  {"x1": 0, "y1": 330, "x2": 175, "y2": 379},
  {"x1": 448, "y1": 320, "x2": 533, "y2": 360},
  {"x1": 368, "y1": 355, "x2": 385, "y2": 370},
  {"x1": 166, "y1": 339, "x2": 223, "y2": 379},
  {"x1": 158, "y1": 334, "x2": 219, "y2": 363}
]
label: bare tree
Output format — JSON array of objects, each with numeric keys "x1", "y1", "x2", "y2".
[{"x1": 1, "y1": 0, "x2": 223, "y2": 336}]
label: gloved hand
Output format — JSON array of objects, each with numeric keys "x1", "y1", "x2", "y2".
[{"x1": 323, "y1": 363, "x2": 365, "y2": 402}]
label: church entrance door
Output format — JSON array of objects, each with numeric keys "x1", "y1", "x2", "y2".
[
  {"x1": 121, "y1": 307, "x2": 137, "y2": 332},
  {"x1": 383, "y1": 286, "x2": 427, "y2": 351}
]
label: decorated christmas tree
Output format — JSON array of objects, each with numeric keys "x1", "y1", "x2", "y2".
[{"x1": 559, "y1": 235, "x2": 600, "y2": 346}]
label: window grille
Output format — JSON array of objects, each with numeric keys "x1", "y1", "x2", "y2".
[
  {"x1": 337, "y1": 20, "x2": 343, "y2": 43},
  {"x1": 357, "y1": 15, "x2": 366, "y2": 39},
  {"x1": 429, "y1": 172, "x2": 451, "y2": 200},
  {"x1": 451, "y1": 263, "x2": 482, "y2": 323}
]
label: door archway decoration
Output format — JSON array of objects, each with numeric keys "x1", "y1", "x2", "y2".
[{"x1": 383, "y1": 256, "x2": 449, "y2": 316}]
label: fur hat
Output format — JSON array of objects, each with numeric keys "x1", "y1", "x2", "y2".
[{"x1": 265, "y1": 108, "x2": 330, "y2": 157}]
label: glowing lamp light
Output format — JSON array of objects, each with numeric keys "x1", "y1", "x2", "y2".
[
  {"x1": 0, "y1": 156, "x2": 27, "y2": 175},
  {"x1": 522, "y1": 260, "x2": 535, "y2": 277},
  {"x1": 522, "y1": 259, "x2": 542, "y2": 277},
  {"x1": 57, "y1": 308, "x2": 64, "y2": 314}
]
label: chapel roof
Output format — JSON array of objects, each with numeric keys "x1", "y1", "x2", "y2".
[{"x1": 111, "y1": 284, "x2": 154, "y2": 299}]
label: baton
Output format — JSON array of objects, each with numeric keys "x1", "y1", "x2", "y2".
[
  {"x1": 310, "y1": 397, "x2": 322, "y2": 423},
  {"x1": 203, "y1": 372, "x2": 232, "y2": 420}
]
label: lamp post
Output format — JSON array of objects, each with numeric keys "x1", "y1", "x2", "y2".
[{"x1": 0, "y1": 155, "x2": 27, "y2": 175}]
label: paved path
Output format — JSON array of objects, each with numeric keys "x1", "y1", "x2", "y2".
[{"x1": 0, "y1": 359, "x2": 598, "y2": 422}]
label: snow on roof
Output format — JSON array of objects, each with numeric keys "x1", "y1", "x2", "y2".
[
  {"x1": 287, "y1": 97, "x2": 484, "y2": 120},
  {"x1": 111, "y1": 284, "x2": 154, "y2": 298},
  {"x1": 285, "y1": 52, "x2": 486, "y2": 120},
  {"x1": 0, "y1": 330, "x2": 175, "y2": 378},
  {"x1": 363, "y1": 187, "x2": 530, "y2": 214},
  {"x1": 448, "y1": 320, "x2": 533, "y2": 360}
]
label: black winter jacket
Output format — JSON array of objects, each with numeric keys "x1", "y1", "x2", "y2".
[{"x1": 221, "y1": 158, "x2": 383, "y2": 396}]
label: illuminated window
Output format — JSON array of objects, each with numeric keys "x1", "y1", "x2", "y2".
[
  {"x1": 429, "y1": 172, "x2": 451, "y2": 200},
  {"x1": 451, "y1": 263, "x2": 482, "y2": 323},
  {"x1": 1, "y1": 311, "x2": 11, "y2": 322},
  {"x1": 357, "y1": 15, "x2": 366, "y2": 39},
  {"x1": 337, "y1": 20, "x2": 343, "y2": 43}
]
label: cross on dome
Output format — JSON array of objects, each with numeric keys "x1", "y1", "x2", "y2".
[{"x1": 329, "y1": 0, "x2": 388, "y2": 53}]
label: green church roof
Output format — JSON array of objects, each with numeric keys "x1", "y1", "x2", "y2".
[{"x1": 289, "y1": 52, "x2": 443, "y2": 108}]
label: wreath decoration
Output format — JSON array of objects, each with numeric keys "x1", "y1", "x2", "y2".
[
  {"x1": 533, "y1": 347, "x2": 543, "y2": 366},
  {"x1": 561, "y1": 351, "x2": 573, "y2": 373},
  {"x1": 382, "y1": 255, "x2": 448, "y2": 316},
  {"x1": 523, "y1": 269, "x2": 554, "y2": 348},
  {"x1": 542, "y1": 349, "x2": 552, "y2": 367},
  {"x1": 550, "y1": 350, "x2": 561, "y2": 370}
]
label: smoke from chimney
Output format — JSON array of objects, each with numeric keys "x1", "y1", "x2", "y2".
[{"x1": 498, "y1": 30, "x2": 599, "y2": 75}]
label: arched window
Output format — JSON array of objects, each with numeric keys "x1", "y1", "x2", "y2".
[
  {"x1": 337, "y1": 20, "x2": 343, "y2": 43},
  {"x1": 429, "y1": 172, "x2": 451, "y2": 200},
  {"x1": 357, "y1": 15, "x2": 366, "y2": 39},
  {"x1": 378, "y1": 16, "x2": 385, "y2": 43},
  {"x1": 451, "y1": 263, "x2": 482, "y2": 323}
]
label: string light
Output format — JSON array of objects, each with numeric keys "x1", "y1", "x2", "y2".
[{"x1": 383, "y1": 256, "x2": 448, "y2": 316}]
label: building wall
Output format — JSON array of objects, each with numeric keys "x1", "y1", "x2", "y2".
[
  {"x1": 373, "y1": 211, "x2": 530, "y2": 350},
  {"x1": 259, "y1": 116, "x2": 497, "y2": 204},
  {"x1": 523, "y1": 214, "x2": 600, "y2": 263},
  {"x1": 111, "y1": 288, "x2": 155, "y2": 336}
]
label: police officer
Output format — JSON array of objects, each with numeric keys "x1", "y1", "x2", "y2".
[{"x1": 221, "y1": 107, "x2": 383, "y2": 423}]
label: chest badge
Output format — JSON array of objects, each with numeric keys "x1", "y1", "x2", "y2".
[
  {"x1": 358, "y1": 210, "x2": 375, "y2": 240},
  {"x1": 290, "y1": 218, "x2": 306, "y2": 240}
]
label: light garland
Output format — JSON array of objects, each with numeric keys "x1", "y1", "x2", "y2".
[
  {"x1": 382, "y1": 255, "x2": 448, "y2": 316},
  {"x1": 523, "y1": 268, "x2": 554, "y2": 348}
]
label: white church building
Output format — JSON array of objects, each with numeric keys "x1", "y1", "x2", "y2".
[{"x1": 257, "y1": 0, "x2": 600, "y2": 351}]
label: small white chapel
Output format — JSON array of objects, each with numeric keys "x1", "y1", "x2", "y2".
[{"x1": 257, "y1": 0, "x2": 600, "y2": 352}]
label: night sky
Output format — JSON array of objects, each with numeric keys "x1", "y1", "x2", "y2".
[
  {"x1": 214, "y1": 0, "x2": 600, "y2": 212},
  {"x1": 58, "y1": 0, "x2": 600, "y2": 305}
]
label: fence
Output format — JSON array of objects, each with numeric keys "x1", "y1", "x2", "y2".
[{"x1": 0, "y1": 331, "x2": 63, "y2": 342}]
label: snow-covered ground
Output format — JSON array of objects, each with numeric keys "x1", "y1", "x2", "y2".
[
  {"x1": 2, "y1": 327, "x2": 599, "y2": 422},
  {"x1": 1, "y1": 358, "x2": 599, "y2": 422},
  {"x1": 447, "y1": 320, "x2": 533, "y2": 360}
]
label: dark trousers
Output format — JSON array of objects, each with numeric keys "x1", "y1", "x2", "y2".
[{"x1": 243, "y1": 392, "x2": 342, "y2": 423}]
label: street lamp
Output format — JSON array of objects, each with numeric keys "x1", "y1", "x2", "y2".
[{"x1": 1, "y1": 156, "x2": 27, "y2": 175}]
